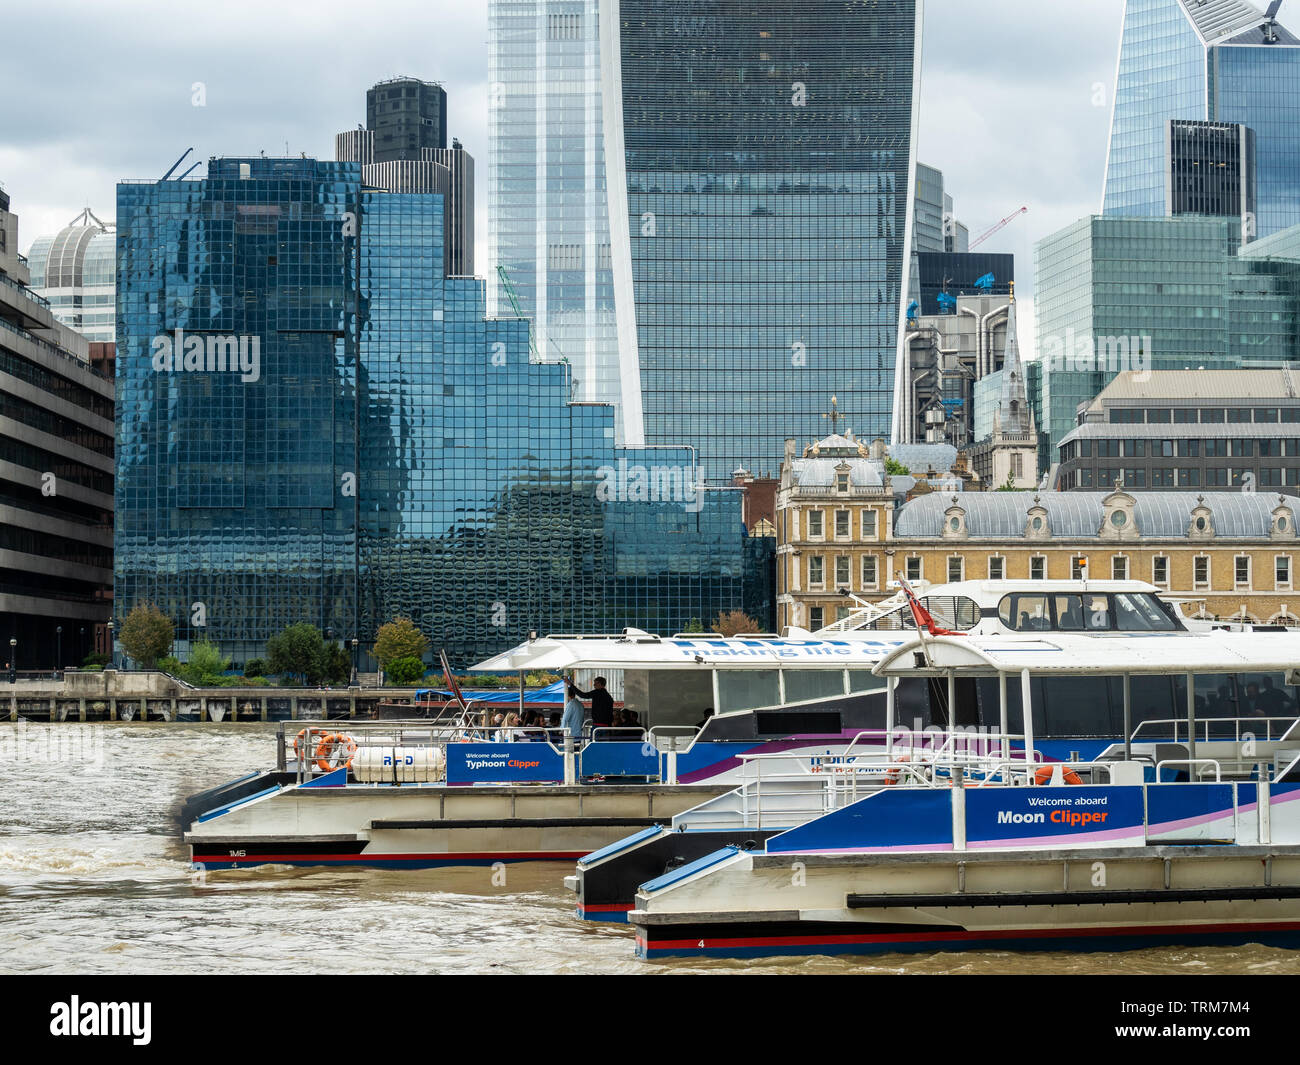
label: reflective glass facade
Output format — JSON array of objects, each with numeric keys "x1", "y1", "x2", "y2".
[
  {"x1": 1034, "y1": 214, "x2": 1300, "y2": 457},
  {"x1": 488, "y1": 0, "x2": 624, "y2": 439},
  {"x1": 1103, "y1": 0, "x2": 1300, "y2": 238},
  {"x1": 606, "y1": 0, "x2": 919, "y2": 481},
  {"x1": 1103, "y1": 0, "x2": 1206, "y2": 218},
  {"x1": 1214, "y1": 43, "x2": 1300, "y2": 238},
  {"x1": 117, "y1": 158, "x2": 763, "y2": 666}
]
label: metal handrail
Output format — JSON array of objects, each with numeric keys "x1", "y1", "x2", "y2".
[
  {"x1": 1155, "y1": 758, "x2": 1223, "y2": 782},
  {"x1": 1130, "y1": 715, "x2": 1299, "y2": 745}
]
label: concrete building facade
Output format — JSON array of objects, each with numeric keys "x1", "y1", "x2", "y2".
[{"x1": 0, "y1": 185, "x2": 114, "y2": 667}]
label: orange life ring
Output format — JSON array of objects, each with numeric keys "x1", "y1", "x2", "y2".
[
  {"x1": 884, "y1": 755, "x2": 911, "y2": 785},
  {"x1": 314, "y1": 732, "x2": 357, "y2": 773},
  {"x1": 1035, "y1": 764, "x2": 1083, "y2": 786},
  {"x1": 293, "y1": 727, "x2": 326, "y2": 763}
]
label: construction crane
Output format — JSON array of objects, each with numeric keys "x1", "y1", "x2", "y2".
[
  {"x1": 494, "y1": 265, "x2": 580, "y2": 398},
  {"x1": 496, "y1": 264, "x2": 539, "y2": 362},
  {"x1": 969, "y1": 206, "x2": 1028, "y2": 250}
]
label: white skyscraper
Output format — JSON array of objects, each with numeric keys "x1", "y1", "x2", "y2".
[{"x1": 488, "y1": 0, "x2": 626, "y2": 441}]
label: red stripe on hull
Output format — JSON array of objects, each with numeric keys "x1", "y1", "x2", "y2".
[
  {"x1": 193, "y1": 851, "x2": 588, "y2": 863},
  {"x1": 638, "y1": 919, "x2": 1300, "y2": 952}
]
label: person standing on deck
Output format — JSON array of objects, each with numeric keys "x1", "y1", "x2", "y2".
[
  {"x1": 570, "y1": 676, "x2": 614, "y2": 731},
  {"x1": 562, "y1": 686, "x2": 586, "y2": 741}
]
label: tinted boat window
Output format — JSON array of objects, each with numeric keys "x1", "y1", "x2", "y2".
[
  {"x1": 717, "y1": 670, "x2": 780, "y2": 713},
  {"x1": 1113, "y1": 593, "x2": 1177, "y2": 631},
  {"x1": 922, "y1": 596, "x2": 979, "y2": 631},
  {"x1": 1052, "y1": 594, "x2": 1112, "y2": 631},
  {"x1": 783, "y1": 669, "x2": 847, "y2": 703},
  {"x1": 998, "y1": 594, "x2": 1051, "y2": 631},
  {"x1": 848, "y1": 671, "x2": 885, "y2": 692},
  {"x1": 1041, "y1": 676, "x2": 1115, "y2": 737}
]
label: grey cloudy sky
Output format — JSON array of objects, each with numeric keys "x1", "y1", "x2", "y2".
[{"x1": 0, "y1": 0, "x2": 1128, "y2": 352}]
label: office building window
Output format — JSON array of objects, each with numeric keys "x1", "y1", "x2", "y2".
[
  {"x1": 807, "y1": 510, "x2": 824, "y2": 539},
  {"x1": 809, "y1": 606, "x2": 824, "y2": 631},
  {"x1": 836, "y1": 472, "x2": 849, "y2": 493},
  {"x1": 988, "y1": 556, "x2": 1005, "y2": 580},
  {"x1": 1194, "y1": 556, "x2": 1210, "y2": 589},
  {"x1": 1235, "y1": 555, "x2": 1251, "y2": 588},
  {"x1": 1112, "y1": 556, "x2": 1129, "y2": 581},
  {"x1": 905, "y1": 556, "x2": 922, "y2": 581},
  {"x1": 1277, "y1": 556, "x2": 1292, "y2": 589},
  {"x1": 834, "y1": 510, "x2": 850, "y2": 538},
  {"x1": 862, "y1": 509, "x2": 878, "y2": 539},
  {"x1": 948, "y1": 556, "x2": 964, "y2": 583},
  {"x1": 1030, "y1": 556, "x2": 1046, "y2": 580},
  {"x1": 835, "y1": 556, "x2": 850, "y2": 588}
]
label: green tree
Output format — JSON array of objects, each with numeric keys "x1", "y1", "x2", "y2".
[
  {"x1": 118, "y1": 603, "x2": 174, "y2": 669},
  {"x1": 386, "y1": 655, "x2": 426, "y2": 685},
  {"x1": 683, "y1": 617, "x2": 705, "y2": 633},
  {"x1": 324, "y1": 643, "x2": 352, "y2": 685},
  {"x1": 186, "y1": 638, "x2": 230, "y2": 684},
  {"x1": 885, "y1": 457, "x2": 911, "y2": 477},
  {"x1": 266, "y1": 623, "x2": 327, "y2": 685},
  {"x1": 243, "y1": 658, "x2": 266, "y2": 678},
  {"x1": 374, "y1": 617, "x2": 430, "y2": 668},
  {"x1": 996, "y1": 474, "x2": 1019, "y2": 492}
]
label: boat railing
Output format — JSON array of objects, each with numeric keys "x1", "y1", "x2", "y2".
[
  {"x1": 1156, "y1": 758, "x2": 1222, "y2": 783},
  {"x1": 1129, "y1": 715, "x2": 1299, "y2": 746}
]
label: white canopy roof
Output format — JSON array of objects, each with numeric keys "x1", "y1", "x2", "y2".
[{"x1": 873, "y1": 630, "x2": 1300, "y2": 677}]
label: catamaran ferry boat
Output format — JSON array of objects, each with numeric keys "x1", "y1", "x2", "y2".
[
  {"x1": 182, "y1": 578, "x2": 1289, "y2": 874},
  {"x1": 571, "y1": 579, "x2": 1300, "y2": 920},
  {"x1": 621, "y1": 596, "x2": 1300, "y2": 960}
]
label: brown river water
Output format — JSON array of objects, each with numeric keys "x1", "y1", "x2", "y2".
[{"x1": 1, "y1": 723, "x2": 1298, "y2": 975}]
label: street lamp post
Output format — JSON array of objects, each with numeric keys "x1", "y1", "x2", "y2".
[
  {"x1": 8, "y1": 638, "x2": 15, "y2": 684},
  {"x1": 106, "y1": 621, "x2": 114, "y2": 670},
  {"x1": 56, "y1": 625, "x2": 63, "y2": 677},
  {"x1": 351, "y1": 638, "x2": 359, "y2": 687}
]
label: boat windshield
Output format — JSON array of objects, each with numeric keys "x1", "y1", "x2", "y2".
[{"x1": 999, "y1": 592, "x2": 1179, "y2": 633}]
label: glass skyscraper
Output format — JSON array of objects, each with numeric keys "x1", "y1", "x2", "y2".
[
  {"x1": 1033, "y1": 213, "x2": 1300, "y2": 458},
  {"x1": 116, "y1": 157, "x2": 762, "y2": 667},
  {"x1": 604, "y1": 0, "x2": 922, "y2": 481},
  {"x1": 1103, "y1": 0, "x2": 1300, "y2": 238},
  {"x1": 488, "y1": 1, "x2": 625, "y2": 440}
]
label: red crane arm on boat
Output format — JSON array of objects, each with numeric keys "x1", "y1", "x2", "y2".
[{"x1": 896, "y1": 577, "x2": 963, "y2": 637}]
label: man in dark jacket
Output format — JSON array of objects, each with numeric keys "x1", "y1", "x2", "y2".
[{"x1": 569, "y1": 676, "x2": 614, "y2": 730}]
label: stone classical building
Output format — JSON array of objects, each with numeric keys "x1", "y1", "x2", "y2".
[
  {"x1": 777, "y1": 477, "x2": 1300, "y2": 630},
  {"x1": 776, "y1": 430, "x2": 895, "y2": 632}
]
